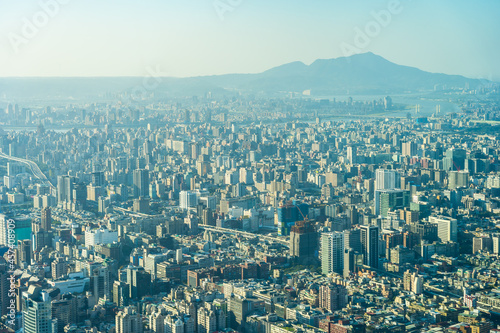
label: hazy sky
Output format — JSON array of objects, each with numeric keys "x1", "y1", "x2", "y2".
[{"x1": 0, "y1": 0, "x2": 499, "y2": 80}]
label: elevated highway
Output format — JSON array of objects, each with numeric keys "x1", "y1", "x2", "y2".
[
  {"x1": 0, "y1": 152, "x2": 55, "y2": 189},
  {"x1": 198, "y1": 225, "x2": 289, "y2": 247}
]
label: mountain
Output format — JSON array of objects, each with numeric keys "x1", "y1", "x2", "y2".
[
  {"x1": 204, "y1": 52, "x2": 483, "y2": 95},
  {"x1": 0, "y1": 53, "x2": 486, "y2": 101}
]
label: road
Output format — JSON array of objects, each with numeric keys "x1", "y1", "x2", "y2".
[
  {"x1": 111, "y1": 207, "x2": 288, "y2": 246},
  {"x1": 0, "y1": 152, "x2": 55, "y2": 189},
  {"x1": 198, "y1": 225, "x2": 289, "y2": 247}
]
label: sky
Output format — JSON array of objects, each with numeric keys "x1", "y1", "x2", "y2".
[{"x1": 0, "y1": 0, "x2": 499, "y2": 80}]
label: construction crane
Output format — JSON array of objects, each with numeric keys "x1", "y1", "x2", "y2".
[{"x1": 296, "y1": 202, "x2": 308, "y2": 221}]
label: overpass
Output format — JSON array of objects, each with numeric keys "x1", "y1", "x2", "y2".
[
  {"x1": 198, "y1": 225, "x2": 289, "y2": 247},
  {"x1": 113, "y1": 206, "x2": 163, "y2": 218},
  {"x1": 0, "y1": 152, "x2": 55, "y2": 189}
]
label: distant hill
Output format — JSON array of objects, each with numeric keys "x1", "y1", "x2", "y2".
[
  {"x1": 205, "y1": 52, "x2": 484, "y2": 95},
  {"x1": 0, "y1": 52, "x2": 486, "y2": 101}
]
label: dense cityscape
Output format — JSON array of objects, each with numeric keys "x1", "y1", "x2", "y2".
[
  {"x1": 0, "y1": 82, "x2": 499, "y2": 333},
  {"x1": 1, "y1": 1, "x2": 500, "y2": 333}
]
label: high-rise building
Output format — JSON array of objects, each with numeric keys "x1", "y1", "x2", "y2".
[
  {"x1": 343, "y1": 229, "x2": 362, "y2": 253},
  {"x1": 429, "y1": 215, "x2": 458, "y2": 243},
  {"x1": 360, "y1": 225, "x2": 379, "y2": 269},
  {"x1": 133, "y1": 197, "x2": 150, "y2": 214},
  {"x1": 402, "y1": 141, "x2": 417, "y2": 157},
  {"x1": 202, "y1": 208, "x2": 215, "y2": 226},
  {"x1": 375, "y1": 169, "x2": 401, "y2": 215},
  {"x1": 473, "y1": 236, "x2": 492, "y2": 254},
  {"x1": 126, "y1": 266, "x2": 151, "y2": 299},
  {"x1": 91, "y1": 266, "x2": 111, "y2": 300},
  {"x1": 319, "y1": 285, "x2": 347, "y2": 311},
  {"x1": 0, "y1": 263, "x2": 9, "y2": 317},
  {"x1": 113, "y1": 281, "x2": 129, "y2": 307},
  {"x1": 197, "y1": 307, "x2": 217, "y2": 333},
  {"x1": 41, "y1": 207, "x2": 51, "y2": 231},
  {"x1": 289, "y1": 220, "x2": 317, "y2": 262},
  {"x1": 448, "y1": 170, "x2": 469, "y2": 189},
  {"x1": 116, "y1": 306, "x2": 143, "y2": 333},
  {"x1": 277, "y1": 201, "x2": 309, "y2": 236},
  {"x1": 91, "y1": 171, "x2": 105, "y2": 187},
  {"x1": 321, "y1": 232, "x2": 344, "y2": 275},
  {"x1": 22, "y1": 287, "x2": 52, "y2": 333},
  {"x1": 376, "y1": 189, "x2": 410, "y2": 217},
  {"x1": 7, "y1": 162, "x2": 25, "y2": 176},
  {"x1": 51, "y1": 295, "x2": 77, "y2": 333},
  {"x1": 179, "y1": 191, "x2": 198, "y2": 210},
  {"x1": 51, "y1": 258, "x2": 68, "y2": 280},
  {"x1": 443, "y1": 148, "x2": 466, "y2": 171},
  {"x1": 57, "y1": 175, "x2": 75, "y2": 204},
  {"x1": 347, "y1": 146, "x2": 357, "y2": 164},
  {"x1": 72, "y1": 183, "x2": 87, "y2": 209},
  {"x1": 17, "y1": 239, "x2": 32, "y2": 266},
  {"x1": 493, "y1": 234, "x2": 500, "y2": 255},
  {"x1": 228, "y1": 296, "x2": 252, "y2": 330},
  {"x1": 133, "y1": 169, "x2": 149, "y2": 198},
  {"x1": 343, "y1": 248, "x2": 364, "y2": 278},
  {"x1": 403, "y1": 270, "x2": 423, "y2": 294},
  {"x1": 375, "y1": 169, "x2": 401, "y2": 190}
]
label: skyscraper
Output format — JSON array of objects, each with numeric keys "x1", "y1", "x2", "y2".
[
  {"x1": 113, "y1": 281, "x2": 130, "y2": 307},
  {"x1": 360, "y1": 225, "x2": 379, "y2": 269},
  {"x1": 17, "y1": 239, "x2": 32, "y2": 266},
  {"x1": 375, "y1": 169, "x2": 401, "y2": 216},
  {"x1": 91, "y1": 171, "x2": 105, "y2": 186},
  {"x1": 41, "y1": 207, "x2": 51, "y2": 231},
  {"x1": 377, "y1": 189, "x2": 410, "y2": 217},
  {"x1": 289, "y1": 220, "x2": 318, "y2": 263},
  {"x1": 443, "y1": 148, "x2": 466, "y2": 171},
  {"x1": 277, "y1": 201, "x2": 309, "y2": 236},
  {"x1": 179, "y1": 191, "x2": 198, "y2": 210},
  {"x1": 133, "y1": 169, "x2": 149, "y2": 198},
  {"x1": 91, "y1": 266, "x2": 111, "y2": 300},
  {"x1": 126, "y1": 266, "x2": 151, "y2": 299},
  {"x1": 321, "y1": 232, "x2": 344, "y2": 275},
  {"x1": 347, "y1": 146, "x2": 357, "y2": 164},
  {"x1": 375, "y1": 169, "x2": 400, "y2": 190},
  {"x1": 57, "y1": 175, "x2": 74, "y2": 204},
  {"x1": 22, "y1": 287, "x2": 52, "y2": 333},
  {"x1": 448, "y1": 170, "x2": 469, "y2": 189},
  {"x1": 402, "y1": 141, "x2": 417, "y2": 157},
  {"x1": 343, "y1": 229, "x2": 362, "y2": 253}
]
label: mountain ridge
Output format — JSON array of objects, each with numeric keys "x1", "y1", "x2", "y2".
[{"x1": 0, "y1": 52, "x2": 489, "y2": 100}]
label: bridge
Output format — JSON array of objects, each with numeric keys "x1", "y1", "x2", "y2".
[
  {"x1": 0, "y1": 152, "x2": 55, "y2": 189},
  {"x1": 198, "y1": 225, "x2": 289, "y2": 247},
  {"x1": 111, "y1": 208, "x2": 288, "y2": 246},
  {"x1": 113, "y1": 206, "x2": 164, "y2": 218}
]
